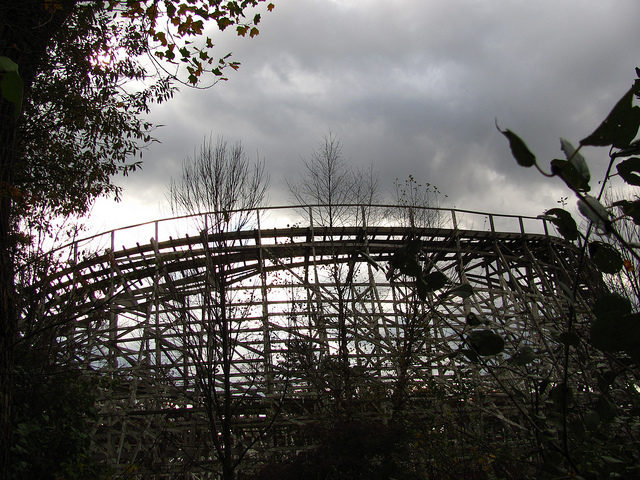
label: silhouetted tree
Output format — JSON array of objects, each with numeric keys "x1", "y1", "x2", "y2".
[
  {"x1": 288, "y1": 133, "x2": 380, "y2": 227},
  {"x1": 166, "y1": 136, "x2": 278, "y2": 479},
  {"x1": 1, "y1": 3, "x2": 273, "y2": 473}
]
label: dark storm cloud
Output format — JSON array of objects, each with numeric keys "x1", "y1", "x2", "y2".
[{"x1": 93, "y1": 0, "x2": 640, "y2": 230}]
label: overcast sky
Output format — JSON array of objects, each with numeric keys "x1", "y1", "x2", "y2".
[{"x1": 90, "y1": 0, "x2": 640, "y2": 234}]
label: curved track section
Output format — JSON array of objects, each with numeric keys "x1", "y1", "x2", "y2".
[{"x1": 38, "y1": 205, "x2": 596, "y2": 477}]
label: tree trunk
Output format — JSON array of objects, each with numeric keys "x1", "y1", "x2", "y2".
[
  {"x1": 0, "y1": 1, "x2": 77, "y2": 475},
  {"x1": 0, "y1": 106, "x2": 16, "y2": 480},
  {"x1": 220, "y1": 275, "x2": 235, "y2": 480}
]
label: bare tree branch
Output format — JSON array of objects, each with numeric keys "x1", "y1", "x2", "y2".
[
  {"x1": 288, "y1": 133, "x2": 380, "y2": 227},
  {"x1": 169, "y1": 135, "x2": 269, "y2": 232}
]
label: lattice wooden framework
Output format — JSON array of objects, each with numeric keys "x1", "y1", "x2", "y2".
[{"x1": 36, "y1": 205, "x2": 598, "y2": 478}]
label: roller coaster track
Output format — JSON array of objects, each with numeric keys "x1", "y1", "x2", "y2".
[{"x1": 34, "y1": 204, "x2": 599, "y2": 478}]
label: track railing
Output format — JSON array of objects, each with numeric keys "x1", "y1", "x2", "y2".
[{"x1": 46, "y1": 204, "x2": 558, "y2": 264}]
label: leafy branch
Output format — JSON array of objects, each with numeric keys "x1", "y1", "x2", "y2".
[{"x1": 495, "y1": 71, "x2": 640, "y2": 477}]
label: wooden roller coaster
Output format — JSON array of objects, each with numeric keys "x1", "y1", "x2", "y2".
[{"x1": 35, "y1": 204, "x2": 599, "y2": 478}]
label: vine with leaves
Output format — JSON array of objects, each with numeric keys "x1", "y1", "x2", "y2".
[
  {"x1": 491, "y1": 71, "x2": 640, "y2": 478},
  {"x1": 389, "y1": 71, "x2": 640, "y2": 478}
]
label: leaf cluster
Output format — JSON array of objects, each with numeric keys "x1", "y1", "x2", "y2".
[
  {"x1": 381, "y1": 69, "x2": 640, "y2": 479},
  {"x1": 0, "y1": 56, "x2": 23, "y2": 118},
  {"x1": 6, "y1": 0, "x2": 275, "y2": 240},
  {"x1": 16, "y1": 4, "x2": 155, "y2": 223},
  {"x1": 10, "y1": 346, "x2": 109, "y2": 480},
  {"x1": 110, "y1": 0, "x2": 274, "y2": 84},
  {"x1": 388, "y1": 237, "x2": 473, "y2": 302},
  {"x1": 494, "y1": 69, "x2": 640, "y2": 477}
]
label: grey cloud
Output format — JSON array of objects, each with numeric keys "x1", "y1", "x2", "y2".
[{"x1": 98, "y1": 0, "x2": 640, "y2": 231}]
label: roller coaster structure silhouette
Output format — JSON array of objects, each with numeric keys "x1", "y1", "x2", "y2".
[{"x1": 40, "y1": 204, "x2": 596, "y2": 477}]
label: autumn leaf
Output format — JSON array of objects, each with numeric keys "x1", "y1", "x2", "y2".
[
  {"x1": 177, "y1": 4, "x2": 189, "y2": 17},
  {"x1": 192, "y1": 19, "x2": 204, "y2": 34},
  {"x1": 145, "y1": 3, "x2": 158, "y2": 22},
  {"x1": 218, "y1": 17, "x2": 233, "y2": 30},
  {"x1": 154, "y1": 31, "x2": 167, "y2": 46}
]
